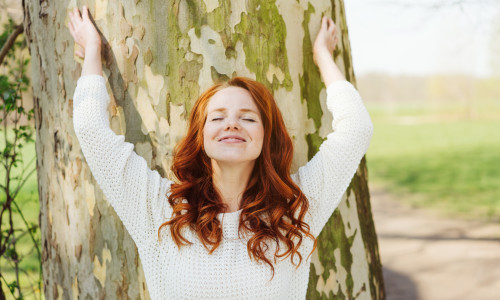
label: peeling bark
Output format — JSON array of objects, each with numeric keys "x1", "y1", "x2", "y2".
[{"x1": 25, "y1": 0, "x2": 384, "y2": 299}]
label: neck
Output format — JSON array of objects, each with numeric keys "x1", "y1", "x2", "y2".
[{"x1": 211, "y1": 160, "x2": 255, "y2": 213}]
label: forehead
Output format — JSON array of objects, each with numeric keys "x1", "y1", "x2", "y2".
[{"x1": 206, "y1": 87, "x2": 258, "y2": 113}]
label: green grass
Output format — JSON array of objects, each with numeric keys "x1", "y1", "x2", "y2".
[{"x1": 365, "y1": 101, "x2": 500, "y2": 221}]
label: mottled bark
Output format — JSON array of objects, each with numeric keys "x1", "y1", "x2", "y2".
[{"x1": 25, "y1": 0, "x2": 384, "y2": 299}]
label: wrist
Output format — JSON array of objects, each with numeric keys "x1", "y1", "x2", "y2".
[
  {"x1": 85, "y1": 40, "x2": 102, "y2": 51},
  {"x1": 314, "y1": 49, "x2": 332, "y2": 62}
]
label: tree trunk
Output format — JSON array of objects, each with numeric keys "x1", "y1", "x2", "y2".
[{"x1": 25, "y1": 0, "x2": 384, "y2": 299}]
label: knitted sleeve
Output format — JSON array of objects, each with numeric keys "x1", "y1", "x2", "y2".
[
  {"x1": 291, "y1": 80, "x2": 373, "y2": 238},
  {"x1": 72, "y1": 75, "x2": 173, "y2": 245}
]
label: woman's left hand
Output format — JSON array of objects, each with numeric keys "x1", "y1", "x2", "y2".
[
  {"x1": 68, "y1": 6, "x2": 101, "y2": 58},
  {"x1": 313, "y1": 16, "x2": 339, "y2": 66}
]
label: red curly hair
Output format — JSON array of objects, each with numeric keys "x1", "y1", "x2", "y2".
[{"x1": 158, "y1": 77, "x2": 317, "y2": 279}]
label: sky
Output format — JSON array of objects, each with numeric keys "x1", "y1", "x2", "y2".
[{"x1": 344, "y1": 0, "x2": 500, "y2": 77}]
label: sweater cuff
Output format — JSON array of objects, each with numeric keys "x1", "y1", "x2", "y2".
[
  {"x1": 325, "y1": 80, "x2": 358, "y2": 111},
  {"x1": 325, "y1": 80, "x2": 356, "y2": 96},
  {"x1": 76, "y1": 74, "x2": 106, "y2": 87},
  {"x1": 74, "y1": 74, "x2": 109, "y2": 107}
]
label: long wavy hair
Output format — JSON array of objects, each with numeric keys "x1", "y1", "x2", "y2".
[{"x1": 158, "y1": 77, "x2": 317, "y2": 279}]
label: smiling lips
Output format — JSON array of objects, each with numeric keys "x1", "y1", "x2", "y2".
[{"x1": 218, "y1": 135, "x2": 246, "y2": 142}]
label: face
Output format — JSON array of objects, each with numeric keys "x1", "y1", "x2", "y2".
[{"x1": 203, "y1": 86, "x2": 265, "y2": 165}]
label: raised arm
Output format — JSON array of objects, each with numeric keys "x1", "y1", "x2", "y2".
[
  {"x1": 291, "y1": 17, "x2": 374, "y2": 237},
  {"x1": 69, "y1": 7, "x2": 173, "y2": 245}
]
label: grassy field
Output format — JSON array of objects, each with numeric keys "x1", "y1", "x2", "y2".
[{"x1": 365, "y1": 100, "x2": 500, "y2": 221}]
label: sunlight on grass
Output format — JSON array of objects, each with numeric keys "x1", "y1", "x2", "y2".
[{"x1": 366, "y1": 101, "x2": 500, "y2": 220}]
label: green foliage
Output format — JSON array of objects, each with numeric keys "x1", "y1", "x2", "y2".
[
  {"x1": 366, "y1": 102, "x2": 500, "y2": 221},
  {"x1": 0, "y1": 20, "x2": 16, "y2": 47},
  {"x1": 0, "y1": 18, "x2": 41, "y2": 300}
]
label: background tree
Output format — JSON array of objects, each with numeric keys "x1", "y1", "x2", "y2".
[{"x1": 24, "y1": 0, "x2": 384, "y2": 299}]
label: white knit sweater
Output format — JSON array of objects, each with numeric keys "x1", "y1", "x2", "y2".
[{"x1": 73, "y1": 75, "x2": 373, "y2": 300}]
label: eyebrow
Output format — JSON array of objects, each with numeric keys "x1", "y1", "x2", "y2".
[{"x1": 208, "y1": 108, "x2": 259, "y2": 114}]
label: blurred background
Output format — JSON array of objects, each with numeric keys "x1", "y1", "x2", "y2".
[
  {"x1": 345, "y1": 0, "x2": 500, "y2": 299},
  {"x1": 347, "y1": 0, "x2": 500, "y2": 218}
]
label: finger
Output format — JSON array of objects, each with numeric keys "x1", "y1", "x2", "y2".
[
  {"x1": 69, "y1": 12, "x2": 78, "y2": 30},
  {"x1": 82, "y1": 5, "x2": 90, "y2": 20},
  {"x1": 68, "y1": 20, "x2": 75, "y2": 35},
  {"x1": 321, "y1": 16, "x2": 327, "y2": 30},
  {"x1": 76, "y1": 44, "x2": 85, "y2": 57},
  {"x1": 69, "y1": 9, "x2": 79, "y2": 27},
  {"x1": 73, "y1": 7, "x2": 83, "y2": 22},
  {"x1": 327, "y1": 19, "x2": 336, "y2": 33},
  {"x1": 75, "y1": 49, "x2": 85, "y2": 58},
  {"x1": 326, "y1": 18, "x2": 332, "y2": 28},
  {"x1": 68, "y1": 10, "x2": 75, "y2": 24},
  {"x1": 328, "y1": 18, "x2": 335, "y2": 27}
]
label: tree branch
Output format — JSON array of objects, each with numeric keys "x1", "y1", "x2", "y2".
[{"x1": 0, "y1": 24, "x2": 24, "y2": 66}]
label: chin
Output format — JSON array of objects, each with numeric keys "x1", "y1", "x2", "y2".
[
  {"x1": 214, "y1": 158, "x2": 251, "y2": 164},
  {"x1": 211, "y1": 156, "x2": 258, "y2": 165}
]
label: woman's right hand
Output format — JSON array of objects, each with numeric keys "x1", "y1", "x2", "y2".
[{"x1": 68, "y1": 6, "x2": 101, "y2": 58}]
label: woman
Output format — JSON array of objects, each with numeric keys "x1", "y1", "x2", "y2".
[{"x1": 69, "y1": 6, "x2": 373, "y2": 300}]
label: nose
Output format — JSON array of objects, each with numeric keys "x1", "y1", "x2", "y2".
[{"x1": 224, "y1": 118, "x2": 240, "y2": 130}]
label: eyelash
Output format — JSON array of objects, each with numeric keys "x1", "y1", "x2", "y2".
[{"x1": 211, "y1": 118, "x2": 256, "y2": 122}]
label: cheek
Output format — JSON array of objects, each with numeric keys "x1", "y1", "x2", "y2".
[
  {"x1": 202, "y1": 126, "x2": 209, "y2": 146},
  {"x1": 202, "y1": 124, "x2": 216, "y2": 149},
  {"x1": 255, "y1": 126, "x2": 265, "y2": 148},
  {"x1": 202, "y1": 122, "x2": 211, "y2": 137}
]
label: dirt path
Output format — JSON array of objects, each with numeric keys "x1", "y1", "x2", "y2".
[{"x1": 370, "y1": 184, "x2": 500, "y2": 300}]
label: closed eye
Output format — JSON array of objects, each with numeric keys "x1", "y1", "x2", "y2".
[{"x1": 211, "y1": 118, "x2": 255, "y2": 122}]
